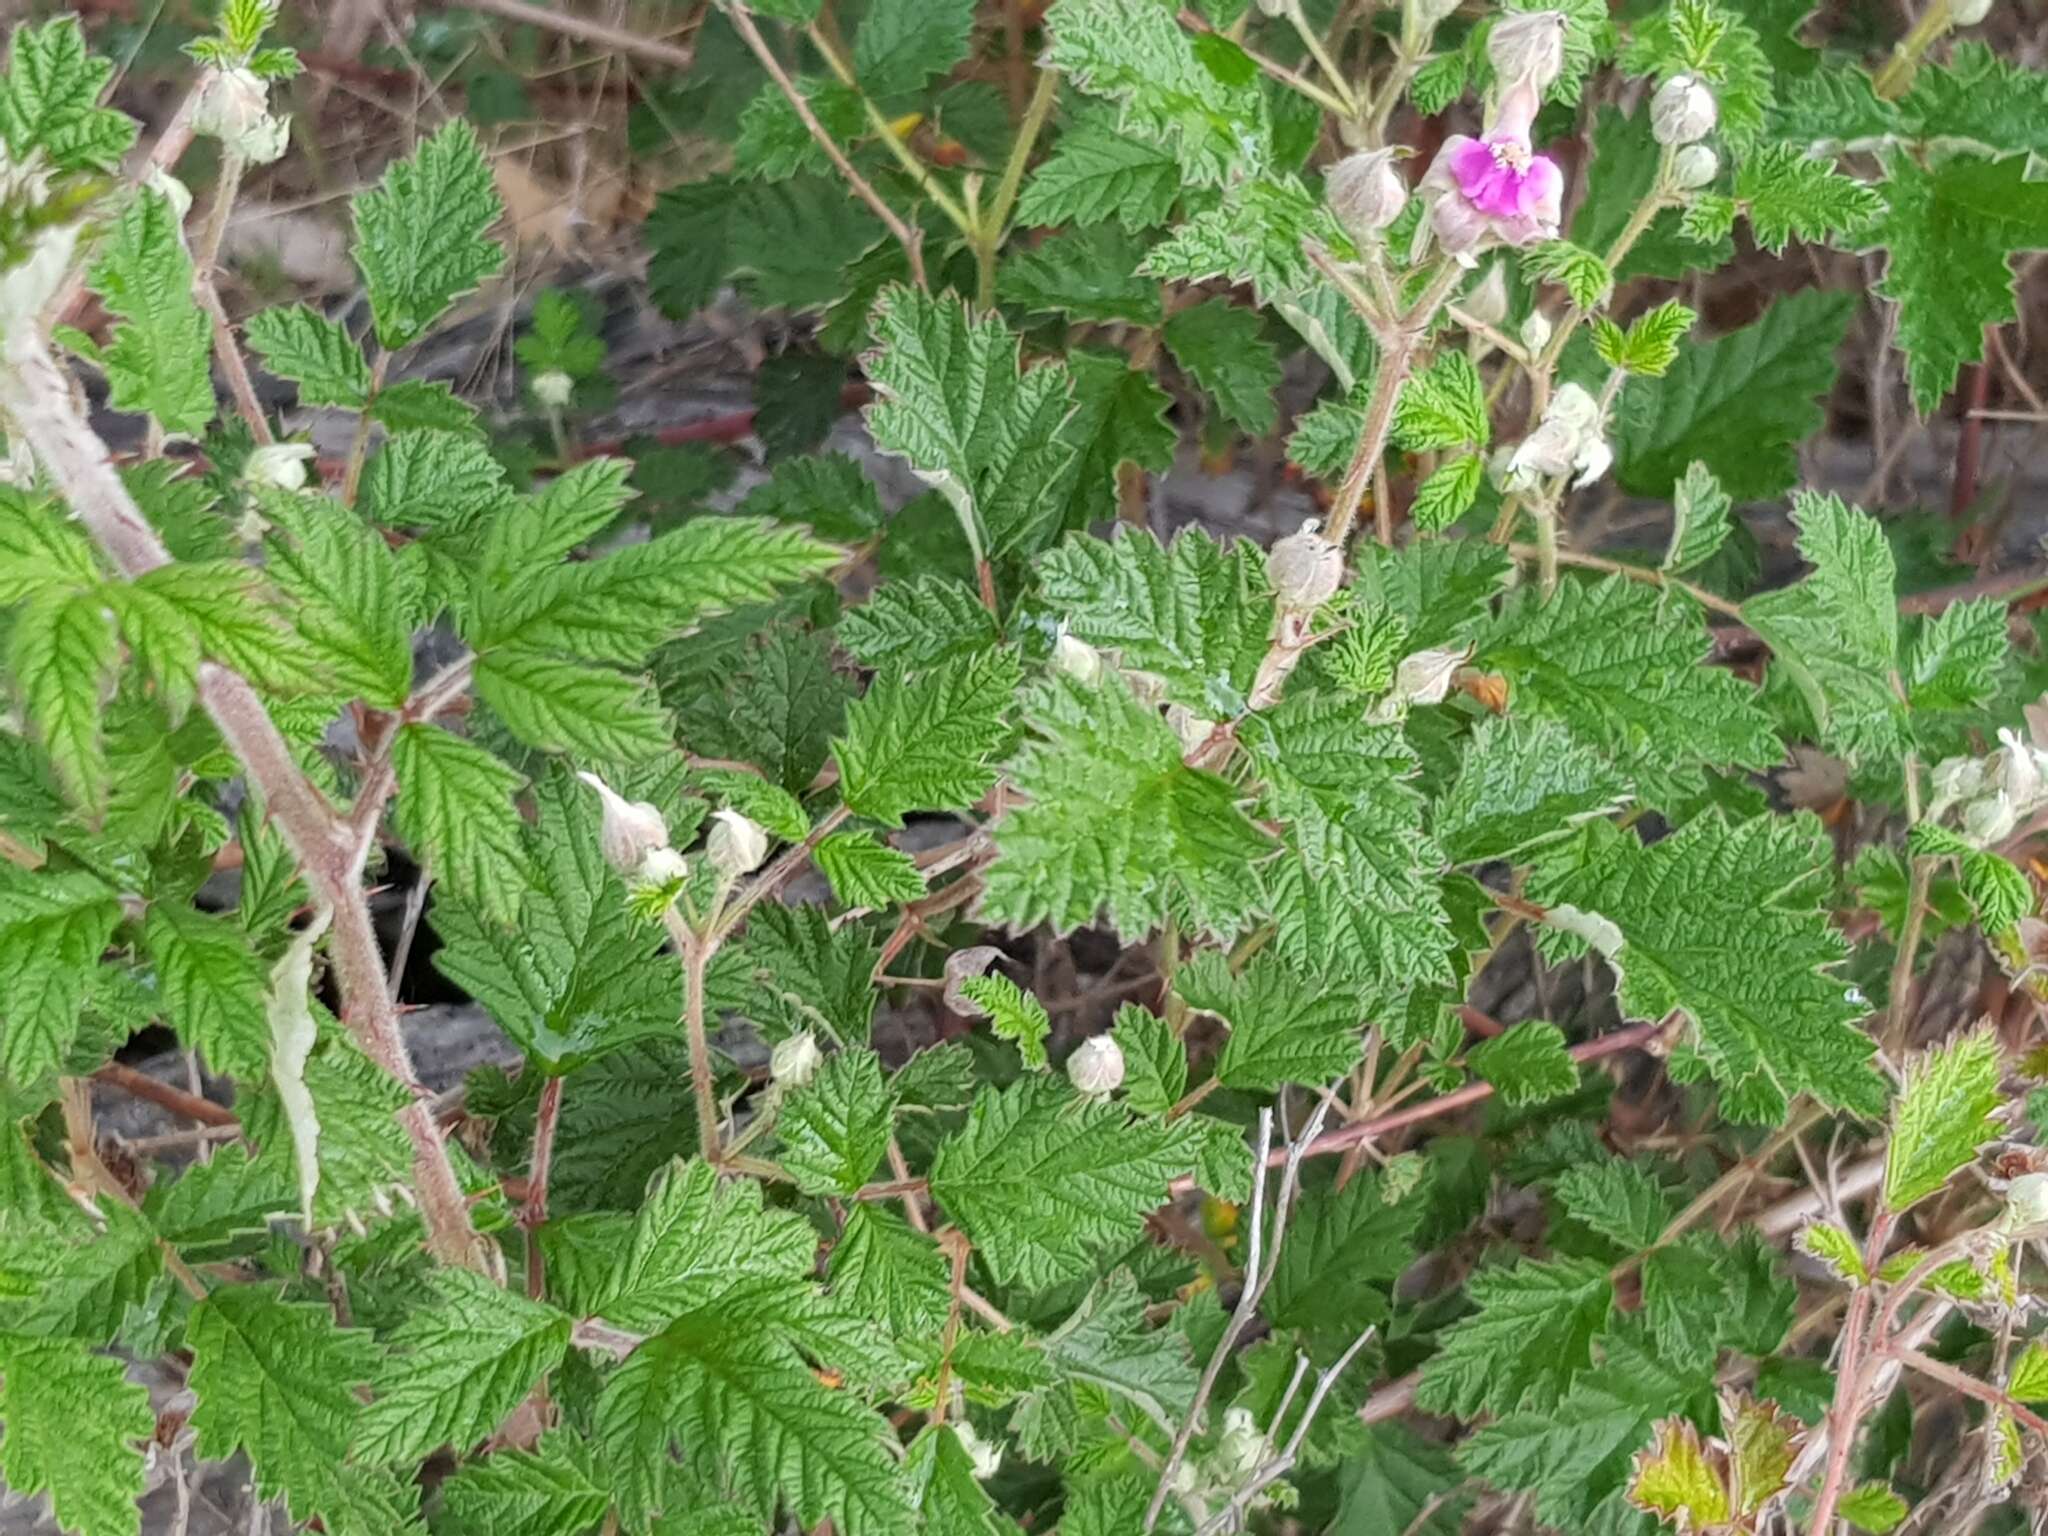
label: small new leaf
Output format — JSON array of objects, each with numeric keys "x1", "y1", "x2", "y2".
[
  {"x1": 1883, "y1": 1027, "x2": 2003, "y2": 1214},
  {"x1": 352, "y1": 119, "x2": 506, "y2": 350},
  {"x1": 958, "y1": 973, "x2": 1051, "y2": 1070}
]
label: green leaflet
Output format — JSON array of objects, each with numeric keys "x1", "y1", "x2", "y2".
[
  {"x1": 0, "y1": 1331, "x2": 153, "y2": 1536},
  {"x1": 0, "y1": 17, "x2": 136, "y2": 171},
  {"x1": 389, "y1": 723, "x2": 530, "y2": 924},
  {"x1": 0, "y1": 866, "x2": 122, "y2": 1084},
  {"x1": 352, "y1": 119, "x2": 506, "y2": 350},
  {"x1": 833, "y1": 647, "x2": 1020, "y2": 827},
  {"x1": 88, "y1": 192, "x2": 213, "y2": 437}
]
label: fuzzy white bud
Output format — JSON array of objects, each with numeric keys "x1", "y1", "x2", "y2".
[
  {"x1": 242, "y1": 441, "x2": 315, "y2": 493},
  {"x1": 1507, "y1": 382, "x2": 1609, "y2": 491},
  {"x1": 1067, "y1": 1034, "x2": 1125, "y2": 1096},
  {"x1": 194, "y1": 68, "x2": 290, "y2": 164},
  {"x1": 2007, "y1": 1171, "x2": 2048, "y2": 1228},
  {"x1": 636, "y1": 847, "x2": 690, "y2": 887},
  {"x1": 708, "y1": 808, "x2": 771, "y2": 881},
  {"x1": 1671, "y1": 144, "x2": 1720, "y2": 191},
  {"x1": 1651, "y1": 74, "x2": 1718, "y2": 146},
  {"x1": 1053, "y1": 630, "x2": 1104, "y2": 686},
  {"x1": 1518, "y1": 309, "x2": 1554, "y2": 354},
  {"x1": 1963, "y1": 790, "x2": 2019, "y2": 847},
  {"x1": 1268, "y1": 521, "x2": 1343, "y2": 611},
  {"x1": 771, "y1": 1031, "x2": 823, "y2": 1090},
  {"x1": 1211, "y1": 1407, "x2": 1264, "y2": 1482},
  {"x1": 1994, "y1": 727, "x2": 2046, "y2": 809},
  {"x1": 1403, "y1": 0, "x2": 1463, "y2": 37},
  {"x1": 531, "y1": 369, "x2": 574, "y2": 409},
  {"x1": 1950, "y1": 0, "x2": 1993, "y2": 24},
  {"x1": 1465, "y1": 262, "x2": 1510, "y2": 327},
  {"x1": 952, "y1": 1422, "x2": 1003, "y2": 1481},
  {"x1": 1930, "y1": 755, "x2": 1987, "y2": 816},
  {"x1": 146, "y1": 168, "x2": 194, "y2": 223},
  {"x1": 1325, "y1": 149, "x2": 1409, "y2": 243},
  {"x1": 1488, "y1": 10, "x2": 1567, "y2": 94},
  {"x1": 577, "y1": 771, "x2": 671, "y2": 875}
]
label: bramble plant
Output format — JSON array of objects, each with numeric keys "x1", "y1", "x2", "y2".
[{"x1": 5, "y1": 0, "x2": 2048, "y2": 1531}]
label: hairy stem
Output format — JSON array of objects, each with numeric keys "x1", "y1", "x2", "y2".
[
  {"x1": 664, "y1": 912, "x2": 725, "y2": 1165},
  {"x1": 341, "y1": 349, "x2": 389, "y2": 506},
  {"x1": 0, "y1": 329, "x2": 489, "y2": 1274},
  {"x1": 521, "y1": 1073, "x2": 564, "y2": 1299}
]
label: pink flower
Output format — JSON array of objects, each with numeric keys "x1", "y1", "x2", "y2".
[{"x1": 1420, "y1": 81, "x2": 1563, "y2": 259}]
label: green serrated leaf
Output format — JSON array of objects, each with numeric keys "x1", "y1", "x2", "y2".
[
  {"x1": 0, "y1": 17, "x2": 137, "y2": 172},
  {"x1": 440, "y1": 1430, "x2": 610, "y2": 1536},
  {"x1": 834, "y1": 647, "x2": 1020, "y2": 826},
  {"x1": 957, "y1": 971, "x2": 1051, "y2": 1070},
  {"x1": 1393, "y1": 351, "x2": 1488, "y2": 451},
  {"x1": 1884, "y1": 1027, "x2": 2002, "y2": 1213},
  {"x1": 1417, "y1": 1255, "x2": 1612, "y2": 1417},
  {"x1": 9, "y1": 588, "x2": 118, "y2": 817},
  {"x1": 143, "y1": 906, "x2": 270, "y2": 1080},
  {"x1": 90, "y1": 189, "x2": 214, "y2": 436},
  {"x1": 1164, "y1": 297, "x2": 1281, "y2": 435},
  {"x1": 854, "y1": 0, "x2": 974, "y2": 99},
  {"x1": 1469, "y1": 1021, "x2": 1577, "y2": 1106},
  {"x1": 1015, "y1": 109, "x2": 1182, "y2": 232},
  {"x1": 353, "y1": 119, "x2": 506, "y2": 349},
  {"x1": 475, "y1": 649, "x2": 672, "y2": 765},
  {"x1": 777, "y1": 1046, "x2": 896, "y2": 1195},
  {"x1": 1555, "y1": 1158, "x2": 1674, "y2": 1250},
  {"x1": 1178, "y1": 949, "x2": 1365, "y2": 1091},
  {"x1": 1839, "y1": 1482, "x2": 1909, "y2": 1533},
  {"x1": 1664, "y1": 461, "x2": 1732, "y2": 573},
  {"x1": 0, "y1": 1331, "x2": 153, "y2": 1536},
  {"x1": 1799, "y1": 1220, "x2": 1869, "y2": 1283},
  {"x1": 244, "y1": 304, "x2": 373, "y2": 409},
  {"x1": 1409, "y1": 453, "x2": 1484, "y2": 533},
  {"x1": 390, "y1": 724, "x2": 529, "y2": 924},
  {"x1": 814, "y1": 829, "x2": 926, "y2": 910},
  {"x1": 1735, "y1": 144, "x2": 1883, "y2": 254}
]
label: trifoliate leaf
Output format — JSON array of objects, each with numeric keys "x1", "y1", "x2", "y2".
[
  {"x1": 1393, "y1": 352, "x2": 1489, "y2": 451},
  {"x1": 430, "y1": 767, "x2": 677, "y2": 1071},
  {"x1": 187, "y1": 1287, "x2": 380, "y2": 1525},
  {"x1": 1033, "y1": 525, "x2": 1271, "y2": 715},
  {"x1": 142, "y1": 906, "x2": 270, "y2": 1080},
  {"x1": 261, "y1": 494, "x2": 417, "y2": 707},
  {"x1": 1593, "y1": 300, "x2": 1695, "y2": 378},
  {"x1": 1177, "y1": 949, "x2": 1366, "y2": 1092},
  {"x1": 0, "y1": 17, "x2": 137, "y2": 172},
  {"x1": 88, "y1": 189, "x2": 212, "y2": 437},
  {"x1": 1884, "y1": 1027, "x2": 2003, "y2": 1214},
  {"x1": 814, "y1": 829, "x2": 925, "y2": 910},
  {"x1": 1839, "y1": 1482, "x2": 1909, "y2": 1533},
  {"x1": 853, "y1": 0, "x2": 973, "y2": 99},
  {"x1": 1044, "y1": 0, "x2": 1266, "y2": 184},
  {"x1": 1469, "y1": 1021, "x2": 1577, "y2": 1107},
  {"x1": 8, "y1": 589, "x2": 117, "y2": 818},
  {"x1": 1744, "y1": 491, "x2": 1907, "y2": 765},
  {"x1": 929, "y1": 1074, "x2": 1197, "y2": 1289},
  {"x1": 862, "y1": 286, "x2": 1076, "y2": 565},
  {"x1": 981, "y1": 672, "x2": 1268, "y2": 943},
  {"x1": 1664, "y1": 461, "x2": 1733, "y2": 573},
  {"x1": 244, "y1": 304, "x2": 373, "y2": 409},
  {"x1": 1735, "y1": 144, "x2": 1883, "y2": 254},
  {"x1": 1478, "y1": 575, "x2": 1778, "y2": 807},
  {"x1": 353, "y1": 119, "x2": 506, "y2": 350},
  {"x1": 515, "y1": 288, "x2": 605, "y2": 380},
  {"x1": 1164, "y1": 298, "x2": 1282, "y2": 435},
  {"x1": 834, "y1": 647, "x2": 1019, "y2": 826},
  {"x1": 1351, "y1": 537, "x2": 1513, "y2": 652},
  {"x1": 1416, "y1": 1256, "x2": 1613, "y2": 1417},
  {"x1": 1436, "y1": 715, "x2": 1631, "y2": 865},
  {"x1": 0, "y1": 1331, "x2": 152, "y2": 1536},
  {"x1": 1245, "y1": 693, "x2": 1452, "y2": 990},
  {"x1": 390, "y1": 723, "x2": 529, "y2": 924},
  {"x1": 1869, "y1": 150, "x2": 2048, "y2": 415},
  {"x1": 1556, "y1": 1159, "x2": 1674, "y2": 1251},
  {"x1": 776, "y1": 1047, "x2": 896, "y2": 1196},
  {"x1": 1531, "y1": 814, "x2": 1885, "y2": 1121},
  {"x1": 1263, "y1": 1165, "x2": 1423, "y2": 1336},
  {"x1": 357, "y1": 1271, "x2": 570, "y2": 1465},
  {"x1": 958, "y1": 973, "x2": 1052, "y2": 1070},
  {"x1": 1613, "y1": 287, "x2": 1855, "y2": 499},
  {"x1": 439, "y1": 1430, "x2": 610, "y2": 1536},
  {"x1": 1015, "y1": 110, "x2": 1182, "y2": 232}
]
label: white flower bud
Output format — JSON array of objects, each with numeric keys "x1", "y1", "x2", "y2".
[
  {"x1": 1950, "y1": 0, "x2": 1992, "y2": 24},
  {"x1": 1325, "y1": 149, "x2": 1409, "y2": 243},
  {"x1": 1995, "y1": 727, "x2": 2045, "y2": 809},
  {"x1": 146, "y1": 168, "x2": 194, "y2": 223},
  {"x1": 194, "y1": 68, "x2": 290, "y2": 164},
  {"x1": 1930, "y1": 755, "x2": 1987, "y2": 816},
  {"x1": 1394, "y1": 647, "x2": 1464, "y2": 707},
  {"x1": 952, "y1": 1422, "x2": 1003, "y2": 1480},
  {"x1": 771, "y1": 1031, "x2": 823, "y2": 1090},
  {"x1": 1518, "y1": 309, "x2": 1554, "y2": 354},
  {"x1": 1465, "y1": 262, "x2": 1510, "y2": 327},
  {"x1": 1268, "y1": 521, "x2": 1343, "y2": 611},
  {"x1": 577, "y1": 771, "x2": 671, "y2": 875},
  {"x1": 1212, "y1": 1406, "x2": 1264, "y2": 1481},
  {"x1": 1488, "y1": 10, "x2": 1567, "y2": 94},
  {"x1": 707, "y1": 808, "x2": 771, "y2": 881},
  {"x1": 1403, "y1": 0, "x2": 1463, "y2": 37},
  {"x1": 636, "y1": 846, "x2": 690, "y2": 887},
  {"x1": 1507, "y1": 382, "x2": 1609, "y2": 490},
  {"x1": 1963, "y1": 790, "x2": 2018, "y2": 847},
  {"x1": 531, "y1": 368, "x2": 574, "y2": 409},
  {"x1": 1053, "y1": 630, "x2": 1104, "y2": 686},
  {"x1": 2008, "y1": 1172, "x2": 2048, "y2": 1228},
  {"x1": 1651, "y1": 74, "x2": 1718, "y2": 146},
  {"x1": 1671, "y1": 144, "x2": 1720, "y2": 190},
  {"x1": 242, "y1": 442, "x2": 314, "y2": 493},
  {"x1": 1067, "y1": 1034, "x2": 1125, "y2": 1097}
]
